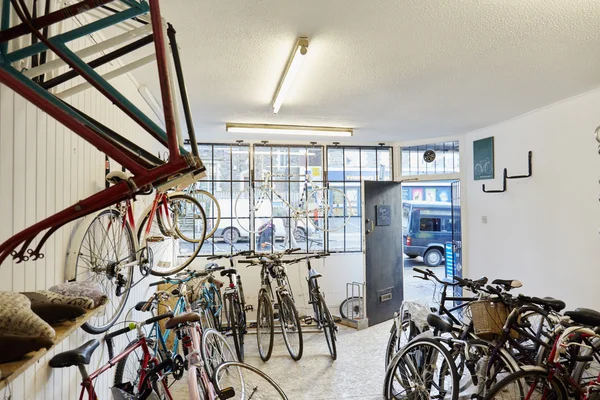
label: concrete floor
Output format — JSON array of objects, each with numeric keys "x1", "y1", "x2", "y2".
[
  {"x1": 168, "y1": 263, "x2": 445, "y2": 399},
  {"x1": 169, "y1": 321, "x2": 391, "y2": 399}
]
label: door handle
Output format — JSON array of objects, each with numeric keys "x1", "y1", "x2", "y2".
[{"x1": 365, "y1": 219, "x2": 374, "y2": 235}]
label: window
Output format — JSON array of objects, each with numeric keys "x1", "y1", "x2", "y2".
[
  {"x1": 420, "y1": 217, "x2": 441, "y2": 232},
  {"x1": 193, "y1": 144, "x2": 251, "y2": 255},
  {"x1": 401, "y1": 141, "x2": 459, "y2": 176},
  {"x1": 326, "y1": 146, "x2": 393, "y2": 252},
  {"x1": 253, "y1": 145, "x2": 325, "y2": 253}
]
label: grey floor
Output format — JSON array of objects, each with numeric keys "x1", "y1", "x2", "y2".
[{"x1": 170, "y1": 321, "x2": 390, "y2": 399}]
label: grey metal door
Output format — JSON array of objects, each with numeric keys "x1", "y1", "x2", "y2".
[{"x1": 364, "y1": 181, "x2": 403, "y2": 326}]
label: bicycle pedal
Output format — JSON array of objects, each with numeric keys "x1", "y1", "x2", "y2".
[
  {"x1": 218, "y1": 387, "x2": 236, "y2": 399},
  {"x1": 244, "y1": 305, "x2": 254, "y2": 311},
  {"x1": 303, "y1": 316, "x2": 313, "y2": 325},
  {"x1": 273, "y1": 313, "x2": 279, "y2": 320},
  {"x1": 146, "y1": 236, "x2": 165, "y2": 243}
]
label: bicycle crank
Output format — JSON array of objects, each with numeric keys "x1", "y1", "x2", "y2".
[{"x1": 171, "y1": 354, "x2": 185, "y2": 380}]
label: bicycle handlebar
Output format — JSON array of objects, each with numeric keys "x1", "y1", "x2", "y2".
[
  {"x1": 149, "y1": 271, "x2": 208, "y2": 287},
  {"x1": 207, "y1": 250, "x2": 254, "y2": 260},
  {"x1": 105, "y1": 312, "x2": 174, "y2": 358}
]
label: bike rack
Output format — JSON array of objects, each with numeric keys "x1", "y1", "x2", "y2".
[
  {"x1": 338, "y1": 282, "x2": 368, "y2": 330},
  {"x1": 506, "y1": 151, "x2": 533, "y2": 179},
  {"x1": 481, "y1": 168, "x2": 507, "y2": 193}
]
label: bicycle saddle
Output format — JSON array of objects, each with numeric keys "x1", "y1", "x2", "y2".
[
  {"x1": 426, "y1": 313, "x2": 453, "y2": 333},
  {"x1": 492, "y1": 279, "x2": 523, "y2": 290},
  {"x1": 105, "y1": 170, "x2": 133, "y2": 184},
  {"x1": 205, "y1": 263, "x2": 225, "y2": 272},
  {"x1": 565, "y1": 308, "x2": 600, "y2": 327},
  {"x1": 532, "y1": 297, "x2": 566, "y2": 312},
  {"x1": 220, "y1": 268, "x2": 237, "y2": 277},
  {"x1": 49, "y1": 339, "x2": 100, "y2": 368},
  {"x1": 309, "y1": 273, "x2": 322, "y2": 281},
  {"x1": 164, "y1": 312, "x2": 201, "y2": 330}
]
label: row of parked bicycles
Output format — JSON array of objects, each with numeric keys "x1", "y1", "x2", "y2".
[
  {"x1": 50, "y1": 246, "x2": 338, "y2": 399},
  {"x1": 384, "y1": 267, "x2": 600, "y2": 399}
]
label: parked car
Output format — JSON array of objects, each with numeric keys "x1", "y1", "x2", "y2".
[
  {"x1": 402, "y1": 200, "x2": 457, "y2": 267},
  {"x1": 214, "y1": 198, "x2": 315, "y2": 243}
]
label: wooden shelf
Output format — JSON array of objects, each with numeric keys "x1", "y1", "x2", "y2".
[{"x1": 0, "y1": 306, "x2": 104, "y2": 390}]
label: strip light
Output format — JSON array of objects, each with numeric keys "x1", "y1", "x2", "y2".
[
  {"x1": 226, "y1": 123, "x2": 353, "y2": 138},
  {"x1": 272, "y1": 37, "x2": 309, "y2": 114}
]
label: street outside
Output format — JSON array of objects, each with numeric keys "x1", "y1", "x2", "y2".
[{"x1": 403, "y1": 256, "x2": 452, "y2": 307}]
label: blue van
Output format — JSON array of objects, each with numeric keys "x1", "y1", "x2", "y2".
[{"x1": 402, "y1": 200, "x2": 455, "y2": 267}]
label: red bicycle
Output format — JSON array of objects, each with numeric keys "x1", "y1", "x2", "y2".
[
  {"x1": 0, "y1": 0, "x2": 205, "y2": 267},
  {"x1": 49, "y1": 312, "x2": 175, "y2": 399}
]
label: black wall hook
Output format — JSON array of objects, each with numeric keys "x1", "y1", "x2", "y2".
[
  {"x1": 506, "y1": 151, "x2": 533, "y2": 179},
  {"x1": 482, "y1": 168, "x2": 507, "y2": 193}
]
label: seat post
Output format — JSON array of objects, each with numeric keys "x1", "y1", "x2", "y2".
[{"x1": 78, "y1": 364, "x2": 89, "y2": 381}]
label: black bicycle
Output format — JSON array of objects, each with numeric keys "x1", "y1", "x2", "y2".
[
  {"x1": 285, "y1": 253, "x2": 337, "y2": 360},
  {"x1": 205, "y1": 250, "x2": 253, "y2": 362}
]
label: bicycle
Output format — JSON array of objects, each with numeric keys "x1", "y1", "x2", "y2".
[
  {"x1": 484, "y1": 308, "x2": 600, "y2": 400},
  {"x1": 206, "y1": 250, "x2": 255, "y2": 362},
  {"x1": 240, "y1": 248, "x2": 303, "y2": 361},
  {"x1": 0, "y1": 0, "x2": 207, "y2": 269},
  {"x1": 185, "y1": 183, "x2": 221, "y2": 240},
  {"x1": 66, "y1": 173, "x2": 207, "y2": 334},
  {"x1": 286, "y1": 253, "x2": 338, "y2": 360},
  {"x1": 48, "y1": 312, "x2": 175, "y2": 399},
  {"x1": 234, "y1": 172, "x2": 353, "y2": 234}
]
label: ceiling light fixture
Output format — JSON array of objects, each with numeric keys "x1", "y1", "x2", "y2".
[
  {"x1": 226, "y1": 123, "x2": 353, "y2": 137},
  {"x1": 272, "y1": 37, "x2": 309, "y2": 114}
]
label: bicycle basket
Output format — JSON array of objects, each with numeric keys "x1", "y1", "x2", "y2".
[{"x1": 469, "y1": 300, "x2": 509, "y2": 338}]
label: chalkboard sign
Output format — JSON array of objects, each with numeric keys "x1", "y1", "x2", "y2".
[
  {"x1": 473, "y1": 137, "x2": 495, "y2": 180},
  {"x1": 376, "y1": 204, "x2": 391, "y2": 226}
]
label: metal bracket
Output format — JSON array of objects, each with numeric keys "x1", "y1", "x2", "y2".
[
  {"x1": 482, "y1": 168, "x2": 507, "y2": 193},
  {"x1": 506, "y1": 151, "x2": 532, "y2": 179}
]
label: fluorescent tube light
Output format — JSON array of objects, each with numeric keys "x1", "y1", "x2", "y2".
[
  {"x1": 272, "y1": 38, "x2": 309, "y2": 114},
  {"x1": 226, "y1": 123, "x2": 353, "y2": 138}
]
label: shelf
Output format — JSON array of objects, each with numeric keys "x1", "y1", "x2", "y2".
[{"x1": 0, "y1": 305, "x2": 104, "y2": 390}]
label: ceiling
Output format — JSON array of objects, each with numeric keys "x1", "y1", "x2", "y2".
[{"x1": 131, "y1": 0, "x2": 600, "y2": 143}]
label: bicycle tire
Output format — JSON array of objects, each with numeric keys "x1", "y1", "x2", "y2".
[
  {"x1": 384, "y1": 337, "x2": 459, "y2": 400},
  {"x1": 234, "y1": 185, "x2": 273, "y2": 234},
  {"x1": 483, "y1": 367, "x2": 568, "y2": 400},
  {"x1": 208, "y1": 284, "x2": 223, "y2": 330},
  {"x1": 74, "y1": 208, "x2": 134, "y2": 334},
  {"x1": 188, "y1": 189, "x2": 221, "y2": 240},
  {"x1": 305, "y1": 187, "x2": 352, "y2": 233},
  {"x1": 256, "y1": 290, "x2": 274, "y2": 362},
  {"x1": 166, "y1": 193, "x2": 207, "y2": 244},
  {"x1": 228, "y1": 295, "x2": 245, "y2": 362},
  {"x1": 212, "y1": 361, "x2": 288, "y2": 399},
  {"x1": 384, "y1": 316, "x2": 413, "y2": 369},
  {"x1": 279, "y1": 293, "x2": 303, "y2": 361},
  {"x1": 339, "y1": 296, "x2": 364, "y2": 320},
  {"x1": 138, "y1": 195, "x2": 203, "y2": 276},
  {"x1": 201, "y1": 328, "x2": 237, "y2": 379},
  {"x1": 318, "y1": 293, "x2": 337, "y2": 360}
]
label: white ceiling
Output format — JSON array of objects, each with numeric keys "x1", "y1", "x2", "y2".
[{"x1": 132, "y1": 0, "x2": 600, "y2": 143}]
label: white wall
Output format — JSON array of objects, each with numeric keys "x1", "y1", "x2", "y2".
[
  {"x1": 464, "y1": 88, "x2": 600, "y2": 309},
  {"x1": 189, "y1": 253, "x2": 364, "y2": 320},
  {"x1": 0, "y1": 6, "x2": 164, "y2": 398}
]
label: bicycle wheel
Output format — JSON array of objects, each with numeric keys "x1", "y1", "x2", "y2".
[
  {"x1": 305, "y1": 187, "x2": 352, "y2": 232},
  {"x1": 318, "y1": 293, "x2": 337, "y2": 360},
  {"x1": 73, "y1": 208, "x2": 134, "y2": 334},
  {"x1": 213, "y1": 361, "x2": 288, "y2": 399},
  {"x1": 188, "y1": 189, "x2": 221, "y2": 240},
  {"x1": 167, "y1": 193, "x2": 207, "y2": 244},
  {"x1": 384, "y1": 337, "x2": 459, "y2": 400},
  {"x1": 114, "y1": 339, "x2": 170, "y2": 397},
  {"x1": 201, "y1": 328, "x2": 237, "y2": 379},
  {"x1": 385, "y1": 315, "x2": 413, "y2": 369},
  {"x1": 138, "y1": 195, "x2": 203, "y2": 276},
  {"x1": 234, "y1": 185, "x2": 273, "y2": 234},
  {"x1": 207, "y1": 284, "x2": 223, "y2": 330},
  {"x1": 339, "y1": 296, "x2": 364, "y2": 320},
  {"x1": 279, "y1": 293, "x2": 303, "y2": 361},
  {"x1": 483, "y1": 368, "x2": 568, "y2": 400},
  {"x1": 229, "y1": 295, "x2": 246, "y2": 362},
  {"x1": 256, "y1": 290, "x2": 274, "y2": 362}
]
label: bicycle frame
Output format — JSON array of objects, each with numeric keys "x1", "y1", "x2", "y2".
[
  {"x1": 83, "y1": 336, "x2": 171, "y2": 400},
  {"x1": 0, "y1": 0, "x2": 203, "y2": 265},
  {"x1": 256, "y1": 173, "x2": 323, "y2": 219},
  {"x1": 149, "y1": 296, "x2": 187, "y2": 357}
]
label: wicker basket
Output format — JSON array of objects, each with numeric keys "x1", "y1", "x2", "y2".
[{"x1": 469, "y1": 300, "x2": 510, "y2": 338}]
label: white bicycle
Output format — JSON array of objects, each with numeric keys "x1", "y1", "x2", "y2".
[{"x1": 235, "y1": 173, "x2": 353, "y2": 234}]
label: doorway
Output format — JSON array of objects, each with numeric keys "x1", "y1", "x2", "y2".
[{"x1": 401, "y1": 180, "x2": 463, "y2": 304}]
